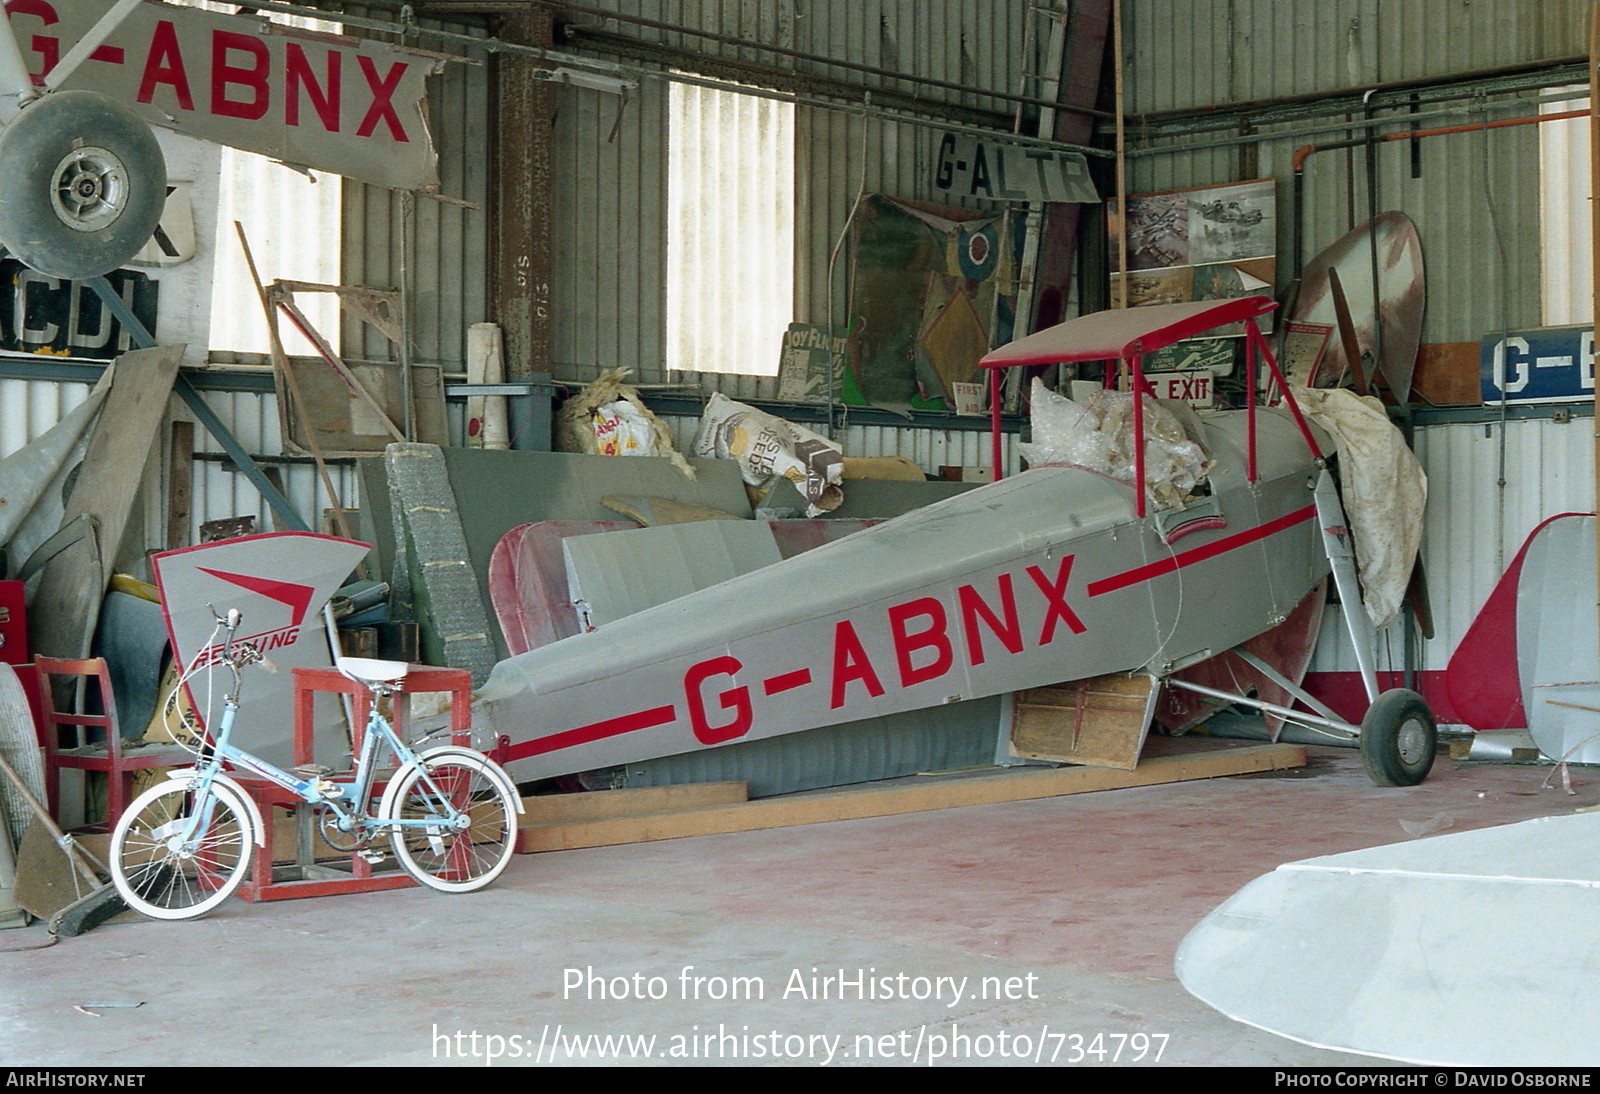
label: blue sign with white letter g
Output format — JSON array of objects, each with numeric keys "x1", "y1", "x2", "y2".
[{"x1": 1480, "y1": 325, "x2": 1594, "y2": 404}]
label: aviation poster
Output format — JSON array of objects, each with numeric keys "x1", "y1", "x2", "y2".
[{"x1": 1107, "y1": 178, "x2": 1276, "y2": 336}]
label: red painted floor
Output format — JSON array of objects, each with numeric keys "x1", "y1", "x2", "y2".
[
  {"x1": 7, "y1": 742, "x2": 1592, "y2": 1067},
  {"x1": 529, "y1": 744, "x2": 1598, "y2": 982}
]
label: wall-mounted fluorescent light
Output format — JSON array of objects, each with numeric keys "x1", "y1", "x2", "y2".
[{"x1": 536, "y1": 68, "x2": 638, "y2": 96}]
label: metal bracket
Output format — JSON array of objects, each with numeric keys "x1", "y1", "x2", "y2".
[
  {"x1": 1165, "y1": 676, "x2": 1359, "y2": 741},
  {"x1": 1312, "y1": 467, "x2": 1380, "y2": 703},
  {"x1": 1228, "y1": 647, "x2": 1345, "y2": 725}
]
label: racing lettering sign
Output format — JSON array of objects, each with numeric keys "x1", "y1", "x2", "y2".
[
  {"x1": 152, "y1": 532, "x2": 371, "y2": 768},
  {"x1": 7, "y1": 0, "x2": 446, "y2": 191}
]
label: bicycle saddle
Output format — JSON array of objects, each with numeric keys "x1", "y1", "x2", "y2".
[{"x1": 336, "y1": 656, "x2": 410, "y2": 687}]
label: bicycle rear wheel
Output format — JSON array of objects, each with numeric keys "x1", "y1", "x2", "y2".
[
  {"x1": 109, "y1": 779, "x2": 253, "y2": 920},
  {"x1": 381, "y1": 752, "x2": 518, "y2": 893}
]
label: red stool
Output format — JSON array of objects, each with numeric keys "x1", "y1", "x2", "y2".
[{"x1": 233, "y1": 664, "x2": 474, "y2": 902}]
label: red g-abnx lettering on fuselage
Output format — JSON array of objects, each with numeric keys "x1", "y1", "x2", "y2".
[{"x1": 479, "y1": 408, "x2": 1329, "y2": 782}]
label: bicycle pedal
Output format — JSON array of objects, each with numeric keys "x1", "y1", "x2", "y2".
[{"x1": 357, "y1": 849, "x2": 387, "y2": 864}]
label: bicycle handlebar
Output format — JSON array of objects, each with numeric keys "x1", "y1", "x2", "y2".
[{"x1": 203, "y1": 605, "x2": 264, "y2": 675}]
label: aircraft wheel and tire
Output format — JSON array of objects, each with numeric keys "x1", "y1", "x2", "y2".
[
  {"x1": 1359, "y1": 688, "x2": 1437, "y2": 787},
  {"x1": 0, "y1": 90, "x2": 167, "y2": 281}
]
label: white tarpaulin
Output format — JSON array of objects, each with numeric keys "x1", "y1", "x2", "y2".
[
  {"x1": 1291, "y1": 387, "x2": 1425, "y2": 629},
  {"x1": 1019, "y1": 380, "x2": 1212, "y2": 511}
]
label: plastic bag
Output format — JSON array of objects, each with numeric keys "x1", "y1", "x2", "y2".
[
  {"x1": 693, "y1": 393, "x2": 844, "y2": 517},
  {"x1": 1018, "y1": 379, "x2": 1211, "y2": 510},
  {"x1": 590, "y1": 399, "x2": 656, "y2": 457},
  {"x1": 556, "y1": 368, "x2": 695, "y2": 478}
]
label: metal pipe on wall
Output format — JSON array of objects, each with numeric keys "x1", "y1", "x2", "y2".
[
  {"x1": 231, "y1": 0, "x2": 1110, "y2": 160},
  {"x1": 533, "y1": 0, "x2": 1116, "y2": 120},
  {"x1": 1127, "y1": 55, "x2": 1588, "y2": 131},
  {"x1": 1112, "y1": 0, "x2": 1127, "y2": 310},
  {"x1": 1138, "y1": 91, "x2": 1586, "y2": 161},
  {"x1": 1590, "y1": 0, "x2": 1600, "y2": 680},
  {"x1": 1289, "y1": 107, "x2": 1587, "y2": 281}
]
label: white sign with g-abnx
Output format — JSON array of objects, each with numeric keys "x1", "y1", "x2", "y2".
[{"x1": 9, "y1": 0, "x2": 446, "y2": 190}]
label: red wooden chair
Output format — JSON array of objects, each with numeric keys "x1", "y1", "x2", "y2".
[{"x1": 36, "y1": 656, "x2": 186, "y2": 830}]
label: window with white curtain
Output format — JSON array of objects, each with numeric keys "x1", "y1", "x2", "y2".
[
  {"x1": 208, "y1": 149, "x2": 341, "y2": 354},
  {"x1": 666, "y1": 80, "x2": 795, "y2": 376},
  {"x1": 203, "y1": 4, "x2": 342, "y2": 356},
  {"x1": 1539, "y1": 91, "x2": 1592, "y2": 326}
]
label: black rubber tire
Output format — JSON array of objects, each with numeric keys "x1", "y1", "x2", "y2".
[
  {"x1": 0, "y1": 90, "x2": 166, "y2": 281},
  {"x1": 1359, "y1": 688, "x2": 1437, "y2": 787}
]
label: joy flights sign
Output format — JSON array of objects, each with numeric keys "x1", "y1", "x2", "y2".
[{"x1": 5, "y1": 0, "x2": 447, "y2": 190}]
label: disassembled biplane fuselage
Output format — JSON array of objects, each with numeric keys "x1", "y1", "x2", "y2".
[
  {"x1": 0, "y1": 7, "x2": 1429, "y2": 791},
  {"x1": 482, "y1": 296, "x2": 1436, "y2": 790}
]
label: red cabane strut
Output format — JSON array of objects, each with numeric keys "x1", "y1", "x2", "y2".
[{"x1": 978, "y1": 295, "x2": 1323, "y2": 517}]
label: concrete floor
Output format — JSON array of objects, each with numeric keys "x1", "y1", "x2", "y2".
[{"x1": 2, "y1": 741, "x2": 1595, "y2": 1068}]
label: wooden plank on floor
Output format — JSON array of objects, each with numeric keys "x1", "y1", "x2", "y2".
[
  {"x1": 519, "y1": 781, "x2": 749, "y2": 824},
  {"x1": 516, "y1": 742, "x2": 1305, "y2": 853}
]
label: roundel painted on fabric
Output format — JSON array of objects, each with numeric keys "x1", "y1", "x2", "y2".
[{"x1": 958, "y1": 224, "x2": 999, "y2": 280}]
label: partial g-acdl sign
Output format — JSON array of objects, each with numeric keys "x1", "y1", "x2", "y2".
[
  {"x1": 1480, "y1": 324, "x2": 1595, "y2": 405},
  {"x1": 6, "y1": 0, "x2": 447, "y2": 191}
]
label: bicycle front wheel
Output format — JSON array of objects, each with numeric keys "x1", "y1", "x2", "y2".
[
  {"x1": 381, "y1": 753, "x2": 518, "y2": 893},
  {"x1": 109, "y1": 779, "x2": 254, "y2": 920}
]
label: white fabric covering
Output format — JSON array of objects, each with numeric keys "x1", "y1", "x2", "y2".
[{"x1": 1291, "y1": 387, "x2": 1426, "y2": 629}]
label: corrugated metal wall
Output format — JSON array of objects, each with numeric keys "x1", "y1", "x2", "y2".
[
  {"x1": 341, "y1": 14, "x2": 492, "y2": 369},
  {"x1": 1309, "y1": 414, "x2": 1596, "y2": 677},
  {"x1": 1124, "y1": 1, "x2": 1585, "y2": 113},
  {"x1": 550, "y1": 66, "x2": 666, "y2": 387},
  {"x1": 1120, "y1": 0, "x2": 1588, "y2": 345},
  {"x1": 185, "y1": 389, "x2": 364, "y2": 541},
  {"x1": 193, "y1": 1, "x2": 1057, "y2": 382},
  {"x1": 0, "y1": 378, "x2": 92, "y2": 452},
  {"x1": 295, "y1": 0, "x2": 1591, "y2": 382},
  {"x1": 551, "y1": 0, "x2": 1048, "y2": 400},
  {"x1": 0, "y1": 377, "x2": 359, "y2": 550}
]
